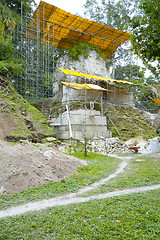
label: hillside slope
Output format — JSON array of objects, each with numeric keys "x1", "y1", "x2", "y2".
[
  {"x1": 0, "y1": 77, "x2": 88, "y2": 195},
  {"x1": 104, "y1": 104, "x2": 156, "y2": 140},
  {"x1": 0, "y1": 76, "x2": 157, "y2": 142},
  {"x1": 0, "y1": 76, "x2": 55, "y2": 142}
]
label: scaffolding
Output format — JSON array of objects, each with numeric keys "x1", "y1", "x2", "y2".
[
  {"x1": 12, "y1": 0, "x2": 154, "y2": 140},
  {"x1": 13, "y1": 8, "x2": 54, "y2": 101},
  {"x1": 13, "y1": 1, "x2": 130, "y2": 100}
]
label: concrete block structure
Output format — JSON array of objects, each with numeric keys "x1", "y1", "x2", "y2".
[{"x1": 50, "y1": 109, "x2": 111, "y2": 140}]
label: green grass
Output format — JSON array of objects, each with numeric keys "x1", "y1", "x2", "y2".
[
  {"x1": 0, "y1": 82, "x2": 55, "y2": 139},
  {"x1": 0, "y1": 152, "x2": 160, "y2": 239},
  {"x1": 81, "y1": 153, "x2": 160, "y2": 196},
  {"x1": 0, "y1": 153, "x2": 119, "y2": 210},
  {"x1": 0, "y1": 190, "x2": 159, "y2": 239}
]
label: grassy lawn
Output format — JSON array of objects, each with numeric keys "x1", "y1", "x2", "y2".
[
  {"x1": 0, "y1": 153, "x2": 119, "y2": 210},
  {"x1": 0, "y1": 152, "x2": 160, "y2": 239},
  {"x1": 80, "y1": 153, "x2": 160, "y2": 197},
  {"x1": 0, "y1": 191, "x2": 159, "y2": 239}
]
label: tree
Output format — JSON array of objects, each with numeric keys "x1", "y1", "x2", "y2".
[
  {"x1": 0, "y1": 21, "x2": 21, "y2": 76},
  {"x1": 0, "y1": 22, "x2": 13, "y2": 61},
  {"x1": 83, "y1": 0, "x2": 140, "y2": 78},
  {"x1": 83, "y1": 0, "x2": 139, "y2": 30},
  {"x1": 130, "y1": 0, "x2": 160, "y2": 77},
  {"x1": 114, "y1": 64, "x2": 145, "y2": 83},
  {"x1": 0, "y1": 3, "x2": 23, "y2": 77},
  {"x1": 0, "y1": 4, "x2": 17, "y2": 36},
  {"x1": 0, "y1": 0, "x2": 36, "y2": 16}
]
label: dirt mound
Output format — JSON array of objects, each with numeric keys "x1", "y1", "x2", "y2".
[
  {"x1": 0, "y1": 140, "x2": 87, "y2": 195},
  {"x1": 0, "y1": 77, "x2": 88, "y2": 195}
]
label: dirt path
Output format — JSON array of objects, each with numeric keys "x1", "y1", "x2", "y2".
[
  {"x1": 77, "y1": 160, "x2": 129, "y2": 194},
  {"x1": 0, "y1": 184, "x2": 160, "y2": 219},
  {"x1": 1, "y1": 156, "x2": 160, "y2": 219}
]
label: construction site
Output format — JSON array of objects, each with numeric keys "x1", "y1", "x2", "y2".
[
  {"x1": 10, "y1": 0, "x2": 160, "y2": 143},
  {"x1": 0, "y1": 2, "x2": 160, "y2": 238},
  {"x1": 0, "y1": 0, "x2": 160, "y2": 185}
]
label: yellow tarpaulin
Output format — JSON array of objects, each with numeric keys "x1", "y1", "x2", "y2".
[
  {"x1": 59, "y1": 68, "x2": 140, "y2": 86},
  {"x1": 149, "y1": 96, "x2": 160, "y2": 104},
  {"x1": 61, "y1": 81, "x2": 108, "y2": 91},
  {"x1": 86, "y1": 83, "x2": 108, "y2": 91},
  {"x1": 28, "y1": 1, "x2": 130, "y2": 59}
]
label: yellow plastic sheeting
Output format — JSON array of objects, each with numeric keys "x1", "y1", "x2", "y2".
[
  {"x1": 86, "y1": 83, "x2": 108, "y2": 91},
  {"x1": 28, "y1": 1, "x2": 130, "y2": 58},
  {"x1": 61, "y1": 81, "x2": 108, "y2": 91},
  {"x1": 59, "y1": 68, "x2": 139, "y2": 86},
  {"x1": 61, "y1": 81, "x2": 91, "y2": 90},
  {"x1": 149, "y1": 96, "x2": 160, "y2": 104}
]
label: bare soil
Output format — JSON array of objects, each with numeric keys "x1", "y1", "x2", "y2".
[
  {"x1": 0, "y1": 108, "x2": 18, "y2": 141},
  {"x1": 0, "y1": 140, "x2": 87, "y2": 195},
  {"x1": 0, "y1": 78, "x2": 87, "y2": 195}
]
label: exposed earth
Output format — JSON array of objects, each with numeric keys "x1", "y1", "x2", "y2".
[
  {"x1": 0, "y1": 140, "x2": 87, "y2": 195},
  {"x1": 0, "y1": 76, "x2": 159, "y2": 196},
  {"x1": 0, "y1": 153, "x2": 160, "y2": 218},
  {"x1": 0, "y1": 77, "x2": 88, "y2": 195}
]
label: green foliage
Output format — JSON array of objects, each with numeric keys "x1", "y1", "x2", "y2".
[
  {"x1": 0, "y1": 18, "x2": 21, "y2": 76},
  {"x1": 84, "y1": 0, "x2": 138, "y2": 30},
  {"x1": 0, "y1": 4, "x2": 17, "y2": 35},
  {"x1": 0, "y1": 60, "x2": 21, "y2": 76},
  {"x1": 135, "y1": 84, "x2": 159, "y2": 112},
  {"x1": 83, "y1": 0, "x2": 140, "y2": 73},
  {"x1": 68, "y1": 42, "x2": 108, "y2": 64},
  {"x1": 130, "y1": 0, "x2": 160, "y2": 77},
  {"x1": 114, "y1": 64, "x2": 145, "y2": 83},
  {"x1": 0, "y1": 22, "x2": 13, "y2": 61},
  {"x1": 69, "y1": 42, "x2": 94, "y2": 60},
  {"x1": 0, "y1": 0, "x2": 36, "y2": 16}
]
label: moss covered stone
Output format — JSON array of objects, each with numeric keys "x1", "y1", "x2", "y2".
[{"x1": 104, "y1": 104, "x2": 155, "y2": 141}]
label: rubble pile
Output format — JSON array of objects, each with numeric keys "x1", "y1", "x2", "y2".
[
  {"x1": 125, "y1": 136, "x2": 149, "y2": 149},
  {"x1": 87, "y1": 137, "x2": 129, "y2": 154}
]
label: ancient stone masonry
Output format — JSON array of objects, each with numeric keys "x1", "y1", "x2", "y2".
[
  {"x1": 51, "y1": 109, "x2": 112, "y2": 140},
  {"x1": 51, "y1": 50, "x2": 135, "y2": 141},
  {"x1": 54, "y1": 50, "x2": 134, "y2": 106},
  {"x1": 54, "y1": 50, "x2": 109, "y2": 103}
]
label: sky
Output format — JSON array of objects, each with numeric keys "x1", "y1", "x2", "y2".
[{"x1": 34, "y1": 0, "x2": 87, "y2": 16}]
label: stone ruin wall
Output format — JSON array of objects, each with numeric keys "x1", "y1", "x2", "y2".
[{"x1": 54, "y1": 50, "x2": 134, "y2": 106}]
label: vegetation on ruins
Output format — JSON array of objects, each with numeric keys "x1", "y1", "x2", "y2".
[
  {"x1": 0, "y1": 76, "x2": 55, "y2": 141},
  {"x1": 0, "y1": 0, "x2": 159, "y2": 139},
  {"x1": 68, "y1": 42, "x2": 107, "y2": 62},
  {"x1": 0, "y1": 2, "x2": 159, "y2": 238}
]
